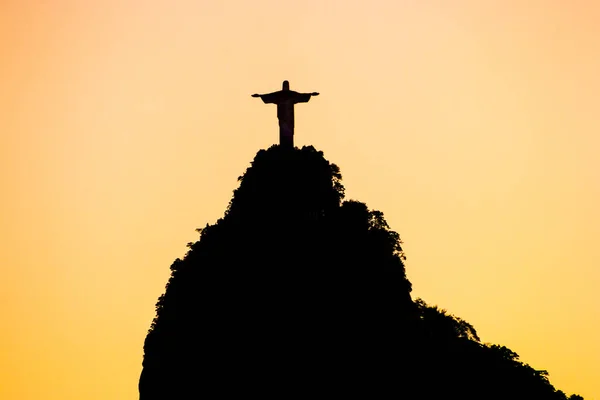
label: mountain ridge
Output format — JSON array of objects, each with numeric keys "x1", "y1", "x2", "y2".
[{"x1": 140, "y1": 144, "x2": 583, "y2": 400}]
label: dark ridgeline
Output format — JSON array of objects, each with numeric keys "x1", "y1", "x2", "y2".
[
  {"x1": 140, "y1": 145, "x2": 584, "y2": 399},
  {"x1": 139, "y1": 83, "x2": 584, "y2": 399},
  {"x1": 140, "y1": 144, "x2": 414, "y2": 398}
]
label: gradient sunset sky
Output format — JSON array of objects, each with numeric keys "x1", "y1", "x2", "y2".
[{"x1": 1, "y1": 1, "x2": 599, "y2": 399}]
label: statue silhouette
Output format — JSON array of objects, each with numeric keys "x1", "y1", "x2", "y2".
[{"x1": 252, "y1": 80, "x2": 319, "y2": 148}]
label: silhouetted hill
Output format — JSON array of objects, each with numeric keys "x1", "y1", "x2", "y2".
[{"x1": 139, "y1": 145, "x2": 584, "y2": 399}]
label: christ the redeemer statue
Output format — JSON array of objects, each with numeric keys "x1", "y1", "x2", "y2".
[{"x1": 252, "y1": 80, "x2": 319, "y2": 148}]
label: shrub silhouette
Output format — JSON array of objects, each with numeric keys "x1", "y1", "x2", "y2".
[{"x1": 140, "y1": 144, "x2": 584, "y2": 399}]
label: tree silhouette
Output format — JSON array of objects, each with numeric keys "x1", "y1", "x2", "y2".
[{"x1": 139, "y1": 144, "x2": 584, "y2": 399}]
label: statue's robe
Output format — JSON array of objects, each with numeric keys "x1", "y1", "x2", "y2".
[{"x1": 258, "y1": 90, "x2": 313, "y2": 147}]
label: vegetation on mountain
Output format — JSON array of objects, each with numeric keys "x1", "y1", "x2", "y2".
[{"x1": 140, "y1": 145, "x2": 583, "y2": 400}]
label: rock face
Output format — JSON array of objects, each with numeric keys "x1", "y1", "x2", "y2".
[
  {"x1": 140, "y1": 145, "x2": 584, "y2": 400},
  {"x1": 139, "y1": 145, "x2": 415, "y2": 398}
]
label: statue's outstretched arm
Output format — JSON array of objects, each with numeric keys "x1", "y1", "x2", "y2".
[
  {"x1": 293, "y1": 92, "x2": 319, "y2": 103},
  {"x1": 253, "y1": 91, "x2": 281, "y2": 104}
]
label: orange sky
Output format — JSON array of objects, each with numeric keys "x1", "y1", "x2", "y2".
[{"x1": 1, "y1": 1, "x2": 599, "y2": 399}]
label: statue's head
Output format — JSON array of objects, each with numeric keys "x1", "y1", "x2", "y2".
[{"x1": 282, "y1": 80, "x2": 290, "y2": 90}]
